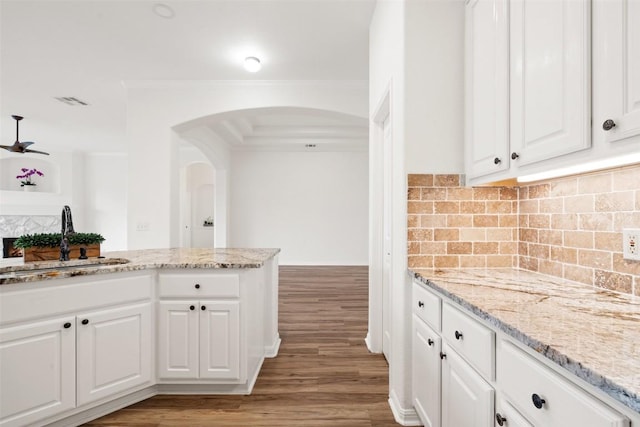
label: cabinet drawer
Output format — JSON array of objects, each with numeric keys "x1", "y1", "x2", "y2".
[
  {"x1": 441, "y1": 302, "x2": 494, "y2": 380},
  {"x1": 159, "y1": 273, "x2": 240, "y2": 298},
  {"x1": 497, "y1": 339, "x2": 628, "y2": 427},
  {"x1": 412, "y1": 281, "x2": 441, "y2": 331}
]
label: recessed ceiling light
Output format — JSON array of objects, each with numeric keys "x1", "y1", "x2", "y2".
[
  {"x1": 153, "y1": 3, "x2": 175, "y2": 19},
  {"x1": 244, "y1": 57, "x2": 262, "y2": 73}
]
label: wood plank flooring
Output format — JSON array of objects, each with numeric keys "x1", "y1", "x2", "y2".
[{"x1": 83, "y1": 266, "x2": 398, "y2": 427}]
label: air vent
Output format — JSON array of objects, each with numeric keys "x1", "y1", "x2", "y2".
[{"x1": 55, "y1": 97, "x2": 89, "y2": 106}]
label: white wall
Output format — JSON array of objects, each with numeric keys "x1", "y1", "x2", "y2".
[
  {"x1": 83, "y1": 153, "x2": 127, "y2": 252},
  {"x1": 230, "y1": 149, "x2": 368, "y2": 265},
  {"x1": 126, "y1": 81, "x2": 367, "y2": 250}
]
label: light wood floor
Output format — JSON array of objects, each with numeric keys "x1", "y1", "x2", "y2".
[{"x1": 83, "y1": 266, "x2": 398, "y2": 427}]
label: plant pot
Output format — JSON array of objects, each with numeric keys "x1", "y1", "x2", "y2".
[
  {"x1": 22, "y1": 185, "x2": 36, "y2": 192},
  {"x1": 23, "y1": 244, "x2": 101, "y2": 262}
]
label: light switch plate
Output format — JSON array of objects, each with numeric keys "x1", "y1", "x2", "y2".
[{"x1": 622, "y1": 229, "x2": 640, "y2": 261}]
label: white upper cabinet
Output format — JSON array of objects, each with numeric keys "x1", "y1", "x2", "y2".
[
  {"x1": 465, "y1": 0, "x2": 510, "y2": 178},
  {"x1": 509, "y1": 0, "x2": 591, "y2": 166},
  {"x1": 593, "y1": 0, "x2": 640, "y2": 147}
]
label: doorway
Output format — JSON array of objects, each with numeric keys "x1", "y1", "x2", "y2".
[{"x1": 180, "y1": 162, "x2": 216, "y2": 249}]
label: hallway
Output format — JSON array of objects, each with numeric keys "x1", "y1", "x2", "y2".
[{"x1": 84, "y1": 266, "x2": 397, "y2": 426}]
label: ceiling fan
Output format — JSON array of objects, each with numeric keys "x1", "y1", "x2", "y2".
[{"x1": 0, "y1": 115, "x2": 50, "y2": 155}]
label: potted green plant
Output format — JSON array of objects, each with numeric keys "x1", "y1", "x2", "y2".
[{"x1": 14, "y1": 232, "x2": 105, "y2": 262}]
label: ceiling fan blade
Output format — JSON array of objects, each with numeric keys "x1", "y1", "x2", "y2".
[
  {"x1": 21, "y1": 141, "x2": 35, "y2": 148},
  {"x1": 24, "y1": 148, "x2": 50, "y2": 155},
  {"x1": 0, "y1": 144, "x2": 21, "y2": 152}
]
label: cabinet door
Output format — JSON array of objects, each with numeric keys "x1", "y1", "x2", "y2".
[
  {"x1": 0, "y1": 317, "x2": 75, "y2": 427},
  {"x1": 495, "y1": 398, "x2": 533, "y2": 427},
  {"x1": 465, "y1": 0, "x2": 510, "y2": 178},
  {"x1": 412, "y1": 316, "x2": 441, "y2": 427},
  {"x1": 157, "y1": 301, "x2": 199, "y2": 379},
  {"x1": 442, "y1": 343, "x2": 494, "y2": 427},
  {"x1": 593, "y1": 0, "x2": 640, "y2": 146},
  {"x1": 510, "y1": 0, "x2": 591, "y2": 166},
  {"x1": 76, "y1": 302, "x2": 152, "y2": 406},
  {"x1": 199, "y1": 300, "x2": 241, "y2": 380}
]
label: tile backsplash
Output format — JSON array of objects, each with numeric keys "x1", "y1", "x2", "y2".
[{"x1": 408, "y1": 165, "x2": 640, "y2": 296}]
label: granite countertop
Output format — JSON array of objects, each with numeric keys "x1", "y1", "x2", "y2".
[
  {"x1": 411, "y1": 268, "x2": 640, "y2": 414},
  {"x1": 0, "y1": 248, "x2": 281, "y2": 285}
]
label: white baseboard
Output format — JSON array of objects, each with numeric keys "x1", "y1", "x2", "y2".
[
  {"x1": 265, "y1": 334, "x2": 281, "y2": 357},
  {"x1": 388, "y1": 390, "x2": 422, "y2": 426}
]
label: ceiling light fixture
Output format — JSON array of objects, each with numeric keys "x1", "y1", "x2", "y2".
[
  {"x1": 244, "y1": 56, "x2": 262, "y2": 73},
  {"x1": 153, "y1": 3, "x2": 175, "y2": 19}
]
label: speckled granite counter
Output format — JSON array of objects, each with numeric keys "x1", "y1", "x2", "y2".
[
  {"x1": 0, "y1": 248, "x2": 281, "y2": 285},
  {"x1": 411, "y1": 268, "x2": 640, "y2": 414}
]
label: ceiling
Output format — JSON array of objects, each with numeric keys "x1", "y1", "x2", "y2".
[{"x1": 0, "y1": 0, "x2": 374, "y2": 154}]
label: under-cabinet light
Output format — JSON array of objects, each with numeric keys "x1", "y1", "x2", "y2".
[{"x1": 517, "y1": 152, "x2": 640, "y2": 183}]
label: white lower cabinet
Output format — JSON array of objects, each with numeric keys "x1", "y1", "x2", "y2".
[
  {"x1": 0, "y1": 317, "x2": 76, "y2": 427},
  {"x1": 413, "y1": 315, "x2": 441, "y2": 427},
  {"x1": 76, "y1": 302, "x2": 152, "y2": 406},
  {"x1": 495, "y1": 398, "x2": 533, "y2": 427},
  {"x1": 158, "y1": 300, "x2": 241, "y2": 381},
  {"x1": 441, "y1": 343, "x2": 494, "y2": 427}
]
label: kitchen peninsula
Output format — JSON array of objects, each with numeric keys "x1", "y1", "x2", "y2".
[{"x1": 0, "y1": 248, "x2": 280, "y2": 427}]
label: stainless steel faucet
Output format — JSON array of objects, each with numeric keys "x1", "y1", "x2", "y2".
[{"x1": 59, "y1": 205, "x2": 75, "y2": 261}]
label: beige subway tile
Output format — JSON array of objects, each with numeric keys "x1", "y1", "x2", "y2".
[
  {"x1": 635, "y1": 277, "x2": 640, "y2": 297},
  {"x1": 421, "y1": 215, "x2": 448, "y2": 228},
  {"x1": 434, "y1": 201, "x2": 460, "y2": 214},
  {"x1": 460, "y1": 201, "x2": 486, "y2": 214},
  {"x1": 408, "y1": 242, "x2": 421, "y2": 255},
  {"x1": 549, "y1": 177, "x2": 578, "y2": 197},
  {"x1": 595, "y1": 191, "x2": 635, "y2": 212},
  {"x1": 473, "y1": 187, "x2": 501, "y2": 200},
  {"x1": 519, "y1": 242, "x2": 529, "y2": 256},
  {"x1": 500, "y1": 187, "x2": 519, "y2": 200},
  {"x1": 519, "y1": 228, "x2": 539, "y2": 243},
  {"x1": 613, "y1": 212, "x2": 640, "y2": 230},
  {"x1": 473, "y1": 215, "x2": 499, "y2": 227},
  {"x1": 539, "y1": 230, "x2": 563, "y2": 246},
  {"x1": 550, "y1": 246, "x2": 577, "y2": 264},
  {"x1": 408, "y1": 187, "x2": 422, "y2": 201},
  {"x1": 564, "y1": 194, "x2": 594, "y2": 213},
  {"x1": 529, "y1": 214, "x2": 550, "y2": 229},
  {"x1": 579, "y1": 212, "x2": 613, "y2": 232},
  {"x1": 500, "y1": 214, "x2": 518, "y2": 227},
  {"x1": 578, "y1": 249, "x2": 612, "y2": 270},
  {"x1": 460, "y1": 228, "x2": 487, "y2": 241},
  {"x1": 539, "y1": 260, "x2": 563, "y2": 277},
  {"x1": 500, "y1": 241, "x2": 518, "y2": 255},
  {"x1": 487, "y1": 255, "x2": 514, "y2": 267},
  {"x1": 612, "y1": 166, "x2": 640, "y2": 191},
  {"x1": 551, "y1": 213, "x2": 579, "y2": 230},
  {"x1": 434, "y1": 255, "x2": 460, "y2": 268},
  {"x1": 578, "y1": 173, "x2": 612, "y2": 194},
  {"x1": 519, "y1": 256, "x2": 539, "y2": 272},
  {"x1": 529, "y1": 243, "x2": 550, "y2": 259},
  {"x1": 490, "y1": 228, "x2": 515, "y2": 241},
  {"x1": 595, "y1": 232, "x2": 622, "y2": 252},
  {"x1": 519, "y1": 214, "x2": 529, "y2": 228},
  {"x1": 447, "y1": 215, "x2": 473, "y2": 227},
  {"x1": 447, "y1": 187, "x2": 474, "y2": 201},
  {"x1": 434, "y1": 174, "x2": 461, "y2": 187},
  {"x1": 447, "y1": 241, "x2": 473, "y2": 254},
  {"x1": 408, "y1": 214, "x2": 420, "y2": 228},
  {"x1": 595, "y1": 270, "x2": 633, "y2": 294},
  {"x1": 408, "y1": 174, "x2": 433, "y2": 187},
  {"x1": 519, "y1": 186, "x2": 530, "y2": 199},
  {"x1": 539, "y1": 198, "x2": 563, "y2": 214},
  {"x1": 563, "y1": 265, "x2": 593, "y2": 285},
  {"x1": 408, "y1": 201, "x2": 434, "y2": 214},
  {"x1": 408, "y1": 255, "x2": 434, "y2": 268},
  {"x1": 612, "y1": 253, "x2": 640, "y2": 275},
  {"x1": 460, "y1": 255, "x2": 486, "y2": 268},
  {"x1": 486, "y1": 201, "x2": 513, "y2": 214},
  {"x1": 564, "y1": 230, "x2": 594, "y2": 249},
  {"x1": 637, "y1": 190, "x2": 640, "y2": 211},
  {"x1": 422, "y1": 187, "x2": 447, "y2": 201},
  {"x1": 408, "y1": 229, "x2": 434, "y2": 242},
  {"x1": 421, "y1": 242, "x2": 447, "y2": 255},
  {"x1": 434, "y1": 228, "x2": 460, "y2": 241},
  {"x1": 528, "y1": 184, "x2": 550, "y2": 199},
  {"x1": 519, "y1": 199, "x2": 539, "y2": 214},
  {"x1": 474, "y1": 242, "x2": 499, "y2": 254}
]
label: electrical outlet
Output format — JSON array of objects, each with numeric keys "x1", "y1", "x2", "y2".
[
  {"x1": 136, "y1": 222, "x2": 150, "y2": 232},
  {"x1": 622, "y1": 229, "x2": 640, "y2": 261}
]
